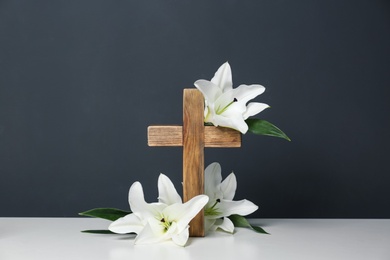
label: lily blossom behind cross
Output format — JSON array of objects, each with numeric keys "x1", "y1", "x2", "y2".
[
  {"x1": 194, "y1": 62, "x2": 269, "y2": 134},
  {"x1": 204, "y1": 162, "x2": 258, "y2": 233}
]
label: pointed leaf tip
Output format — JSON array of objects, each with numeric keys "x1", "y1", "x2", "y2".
[
  {"x1": 246, "y1": 119, "x2": 290, "y2": 141},
  {"x1": 228, "y1": 214, "x2": 270, "y2": 234},
  {"x1": 79, "y1": 208, "x2": 131, "y2": 221}
]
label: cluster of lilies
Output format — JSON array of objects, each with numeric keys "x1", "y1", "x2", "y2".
[{"x1": 109, "y1": 162, "x2": 258, "y2": 246}]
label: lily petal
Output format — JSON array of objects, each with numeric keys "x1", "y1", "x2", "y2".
[
  {"x1": 108, "y1": 213, "x2": 144, "y2": 234},
  {"x1": 204, "y1": 218, "x2": 217, "y2": 232},
  {"x1": 171, "y1": 226, "x2": 189, "y2": 246},
  {"x1": 128, "y1": 182, "x2": 148, "y2": 215},
  {"x1": 243, "y1": 102, "x2": 270, "y2": 120},
  {"x1": 204, "y1": 162, "x2": 223, "y2": 201},
  {"x1": 220, "y1": 172, "x2": 237, "y2": 201},
  {"x1": 157, "y1": 173, "x2": 182, "y2": 205},
  {"x1": 212, "y1": 114, "x2": 248, "y2": 134},
  {"x1": 134, "y1": 221, "x2": 168, "y2": 245},
  {"x1": 128, "y1": 182, "x2": 165, "y2": 220},
  {"x1": 194, "y1": 79, "x2": 221, "y2": 104},
  {"x1": 214, "y1": 89, "x2": 247, "y2": 115},
  {"x1": 217, "y1": 199, "x2": 258, "y2": 218},
  {"x1": 233, "y1": 84, "x2": 265, "y2": 104},
  {"x1": 214, "y1": 217, "x2": 235, "y2": 233},
  {"x1": 211, "y1": 62, "x2": 233, "y2": 92},
  {"x1": 163, "y1": 195, "x2": 209, "y2": 232},
  {"x1": 147, "y1": 217, "x2": 166, "y2": 237}
]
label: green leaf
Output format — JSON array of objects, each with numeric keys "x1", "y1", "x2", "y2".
[
  {"x1": 79, "y1": 208, "x2": 131, "y2": 221},
  {"x1": 81, "y1": 229, "x2": 117, "y2": 234},
  {"x1": 81, "y1": 229, "x2": 136, "y2": 235},
  {"x1": 246, "y1": 118, "x2": 291, "y2": 141},
  {"x1": 228, "y1": 214, "x2": 270, "y2": 234}
]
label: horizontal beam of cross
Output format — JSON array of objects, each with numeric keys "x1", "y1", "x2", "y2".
[{"x1": 147, "y1": 125, "x2": 241, "y2": 147}]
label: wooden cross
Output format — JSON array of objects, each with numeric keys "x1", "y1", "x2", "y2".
[{"x1": 147, "y1": 89, "x2": 241, "y2": 237}]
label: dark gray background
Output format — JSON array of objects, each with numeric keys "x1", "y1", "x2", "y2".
[{"x1": 1, "y1": 0, "x2": 389, "y2": 218}]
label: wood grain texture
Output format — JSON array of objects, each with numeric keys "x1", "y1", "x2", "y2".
[
  {"x1": 204, "y1": 126, "x2": 241, "y2": 147},
  {"x1": 147, "y1": 126, "x2": 241, "y2": 147},
  {"x1": 147, "y1": 126, "x2": 182, "y2": 146},
  {"x1": 183, "y1": 89, "x2": 205, "y2": 237}
]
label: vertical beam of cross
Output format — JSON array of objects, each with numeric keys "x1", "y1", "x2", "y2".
[
  {"x1": 182, "y1": 89, "x2": 205, "y2": 236},
  {"x1": 147, "y1": 88, "x2": 241, "y2": 237}
]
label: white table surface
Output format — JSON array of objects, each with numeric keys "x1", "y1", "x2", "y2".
[{"x1": 1, "y1": 218, "x2": 389, "y2": 260}]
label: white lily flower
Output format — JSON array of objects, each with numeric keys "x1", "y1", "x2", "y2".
[
  {"x1": 194, "y1": 62, "x2": 269, "y2": 134},
  {"x1": 204, "y1": 162, "x2": 258, "y2": 233},
  {"x1": 109, "y1": 174, "x2": 209, "y2": 246}
]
